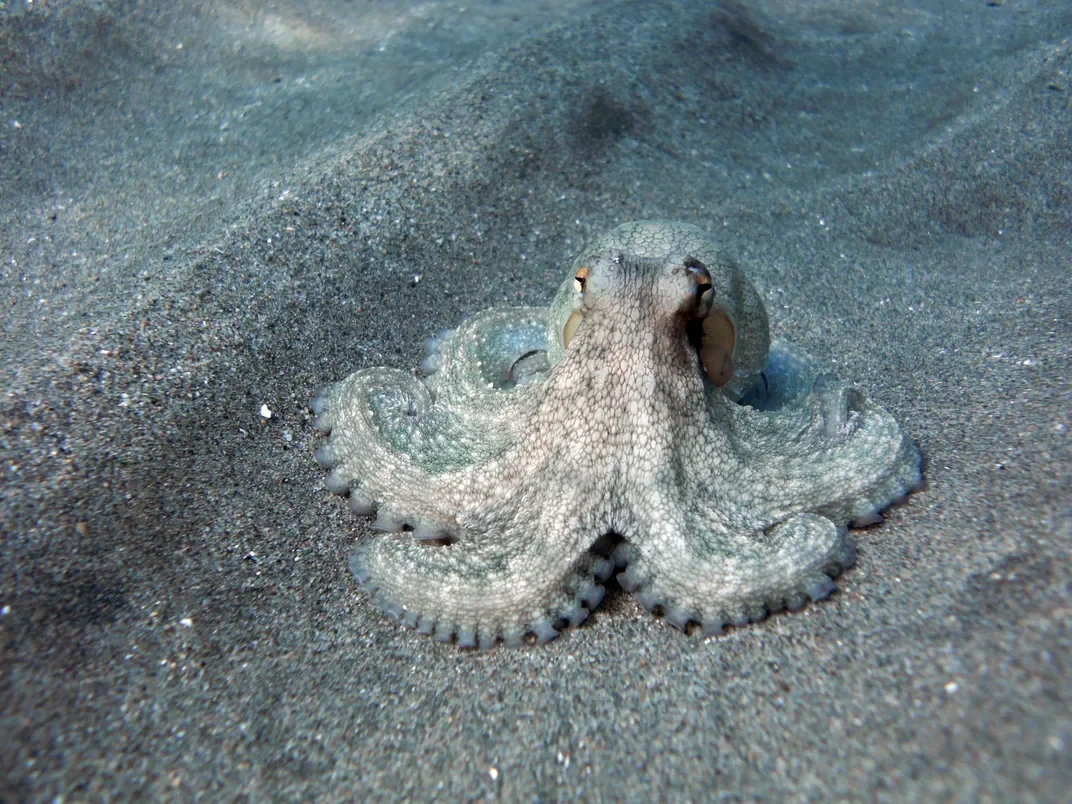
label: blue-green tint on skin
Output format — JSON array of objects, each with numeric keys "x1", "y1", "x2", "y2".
[{"x1": 312, "y1": 221, "x2": 922, "y2": 649}]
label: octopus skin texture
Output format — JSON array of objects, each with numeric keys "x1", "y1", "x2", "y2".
[{"x1": 312, "y1": 220, "x2": 922, "y2": 649}]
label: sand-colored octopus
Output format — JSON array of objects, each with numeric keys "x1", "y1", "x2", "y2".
[{"x1": 312, "y1": 221, "x2": 921, "y2": 648}]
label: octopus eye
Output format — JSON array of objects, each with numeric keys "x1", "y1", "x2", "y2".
[
  {"x1": 562, "y1": 310, "x2": 584, "y2": 348},
  {"x1": 573, "y1": 266, "x2": 589, "y2": 294},
  {"x1": 685, "y1": 258, "x2": 713, "y2": 303},
  {"x1": 700, "y1": 310, "x2": 736, "y2": 387}
]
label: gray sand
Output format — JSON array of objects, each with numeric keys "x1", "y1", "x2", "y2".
[{"x1": 2, "y1": 0, "x2": 1070, "y2": 799}]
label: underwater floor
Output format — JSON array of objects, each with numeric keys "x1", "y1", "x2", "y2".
[{"x1": 1, "y1": 0, "x2": 1069, "y2": 799}]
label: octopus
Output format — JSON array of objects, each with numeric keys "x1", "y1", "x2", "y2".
[{"x1": 312, "y1": 220, "x2": 921, "y2": 648}]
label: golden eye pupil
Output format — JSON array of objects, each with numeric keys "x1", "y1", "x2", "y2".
[{"x1": 573, "y1": 266, "x2": 589, "y2": 294}]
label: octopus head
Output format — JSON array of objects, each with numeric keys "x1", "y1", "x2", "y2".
[{"x1": 546, "y1": 221, "x2": 771, "y2": 397}]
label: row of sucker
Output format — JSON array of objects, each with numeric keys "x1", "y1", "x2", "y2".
[
  {"x1": 610, "y1": 530, "x2": 855, "y2": 637},
  {"x1": 349, "y1": 545, "x2": 611, "y2": 649}
]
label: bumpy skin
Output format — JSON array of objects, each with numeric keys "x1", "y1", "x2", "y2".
[{"x1": 312, "y1": 221, "x2": 922, "y2": 648}]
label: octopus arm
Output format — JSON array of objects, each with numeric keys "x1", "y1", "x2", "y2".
[
  {"x1": 312, "y1": 367, "x2": 509, "y2": 473},
  {"x1": 420, "y1": 306, "x2": 550, "y2": 404},
  {"x1": 350, "y1": 487, "x2": 611, "y2": 649},
  {"x1": 725, "y1": 342, "x2": 922, "y2": 528},
  {"x1": 311, "y1": 367, "x2": 510, "y2": 531},
  {"x1": 617, "y1": 513, "x2": 855, "y2": 635}
]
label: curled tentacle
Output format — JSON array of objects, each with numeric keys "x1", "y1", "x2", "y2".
[
  {"x1": 623, "y1": 513, "x2": 855, "y2": 636},
  {"x1": 715, "y1": 343, "x2": 922, "y2": 529}
]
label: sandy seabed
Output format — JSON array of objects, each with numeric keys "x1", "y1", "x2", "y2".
[{"x1": 1, "y1": 0, "x2": 1070, "y2": 799}]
